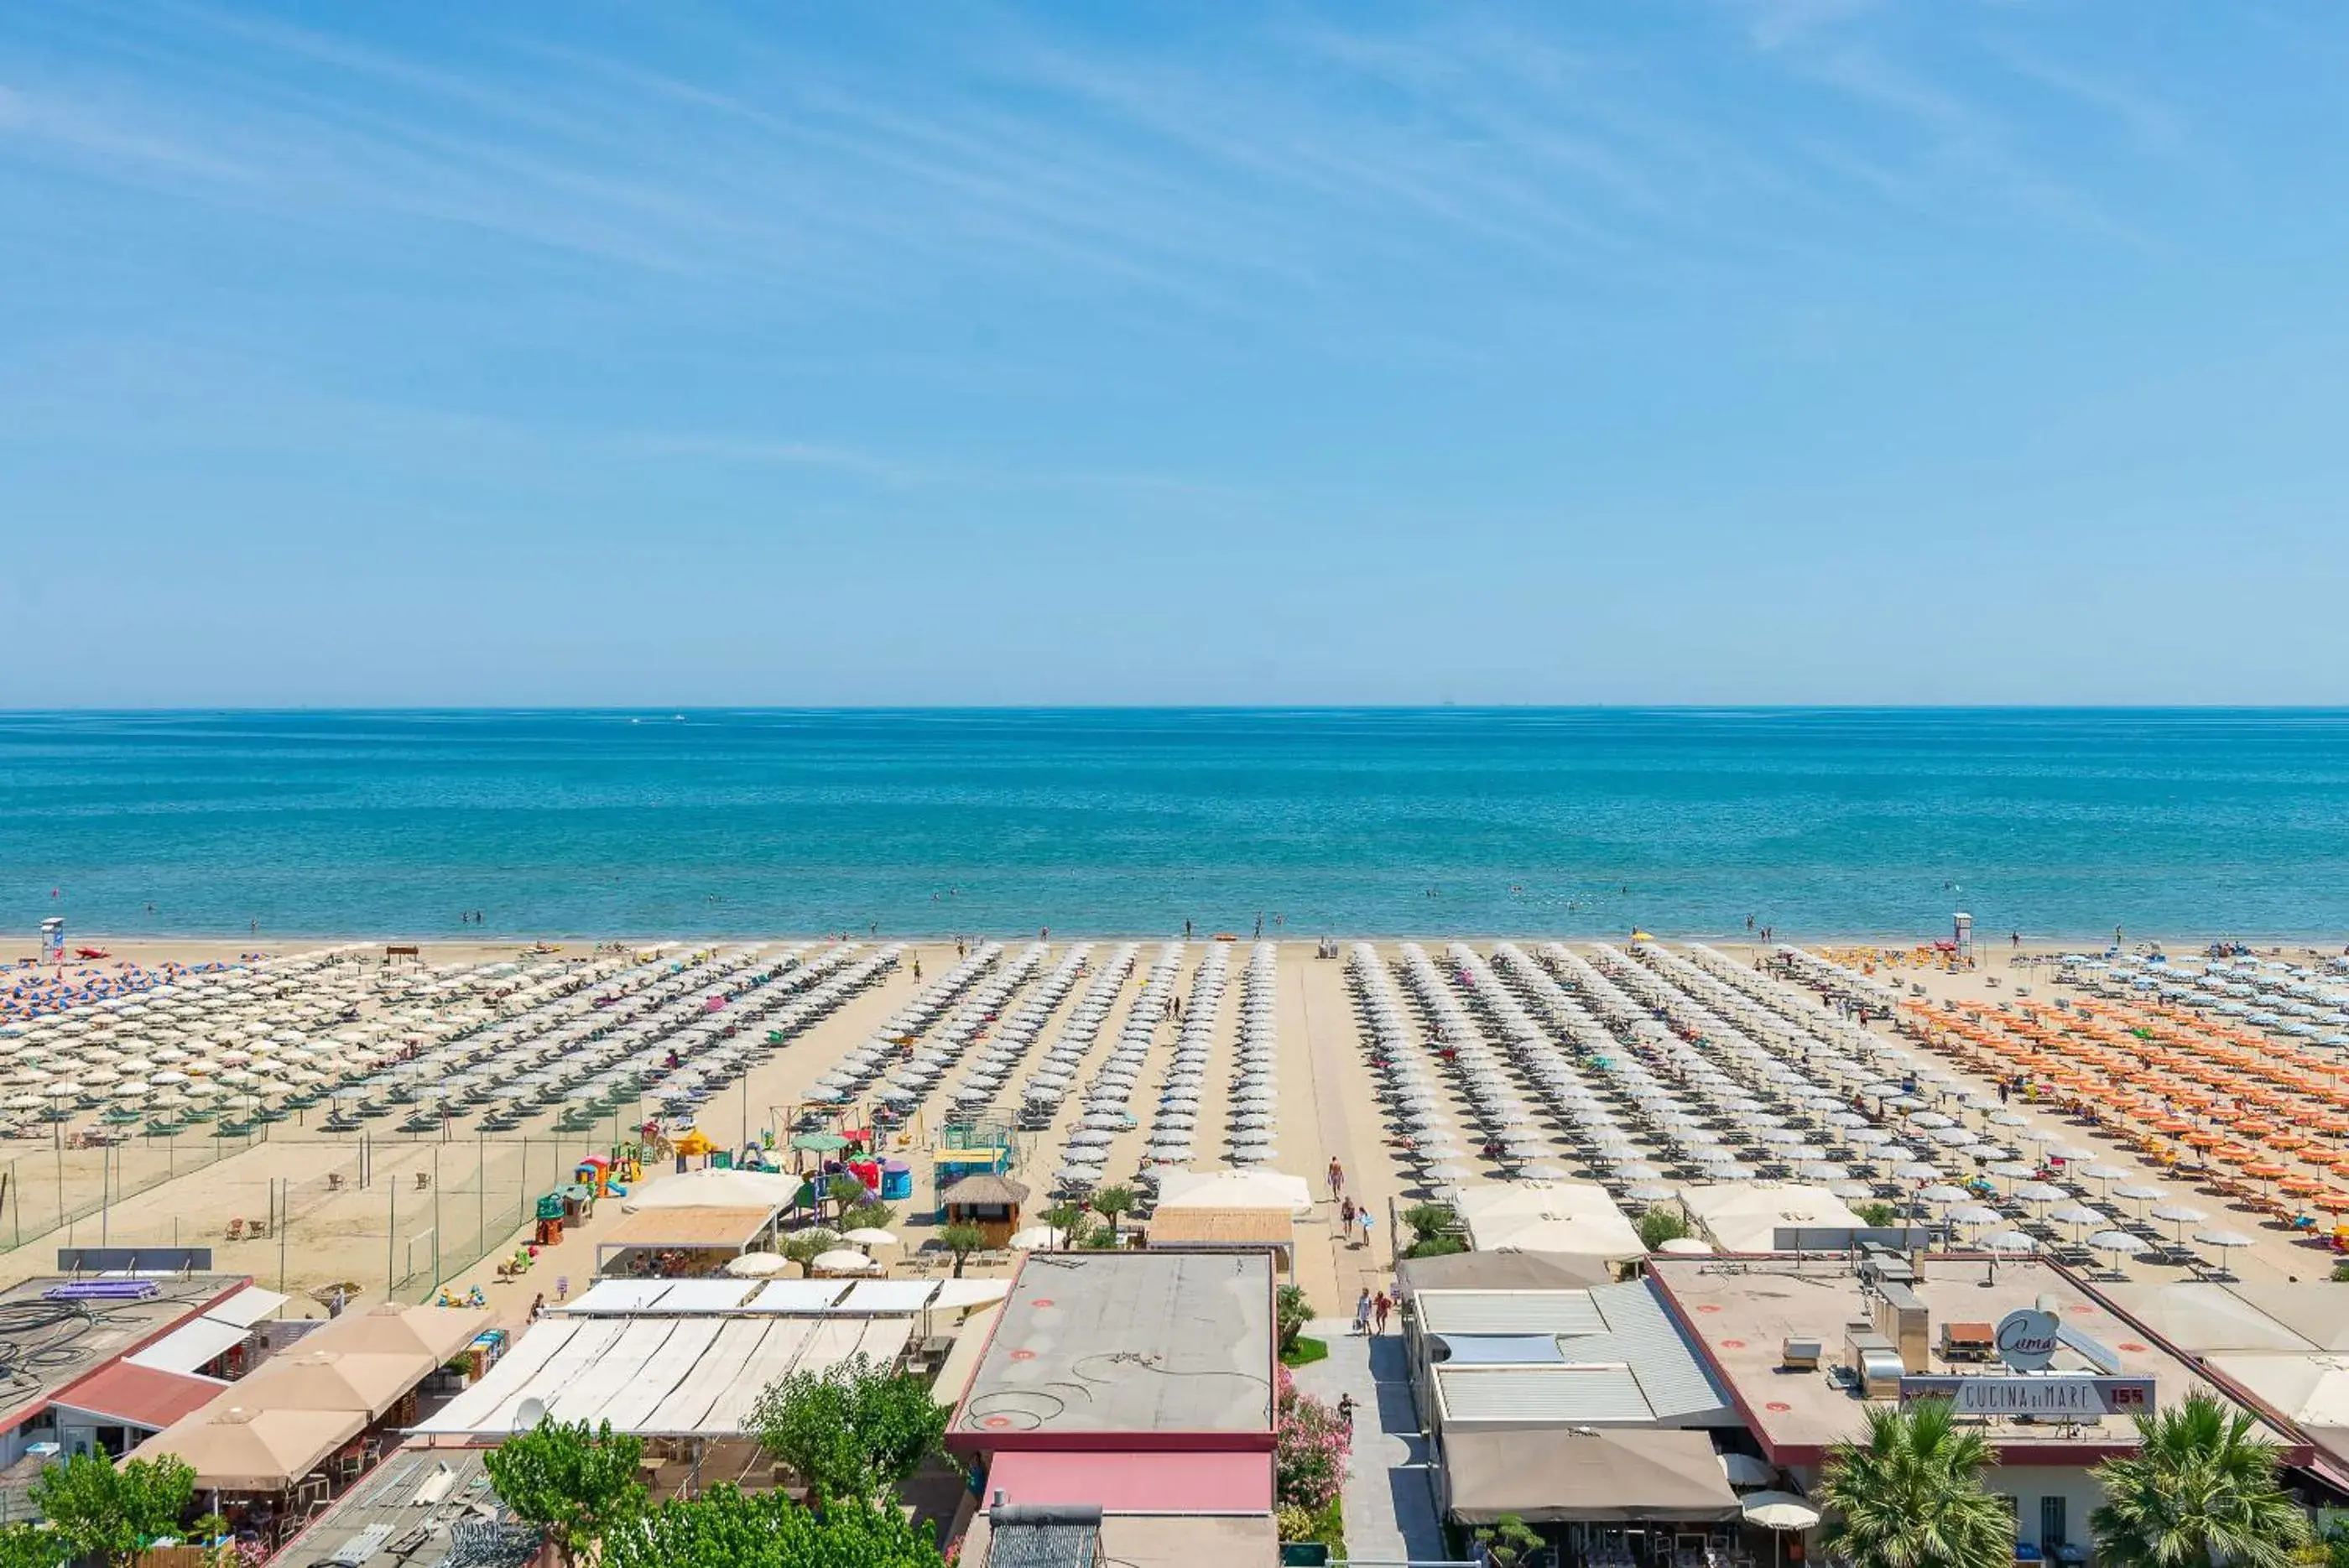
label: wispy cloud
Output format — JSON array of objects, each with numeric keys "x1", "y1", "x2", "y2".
[
  {"x1": 0, "y1": 81, "x2": 255, "y2": 183},
  {"x1": 1737, "y1": 0, "x2": 1883, "y2": 52},
  {"x1": 619, "y1": 435, "x2": 914, "y2": 483},
  {"x1": 1987, "y1": 43, "x2": 2185, "y2": 154}
]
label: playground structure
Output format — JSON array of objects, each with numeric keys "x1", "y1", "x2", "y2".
[{"x1": 928, "y1": 1119, "x2": 1019, "y2": 1222}]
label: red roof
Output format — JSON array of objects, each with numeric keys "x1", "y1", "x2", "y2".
[
  {"x1": 52, "y1": 1362, "x2": 227, "y2": 1431},
  {"x1": 982, "y1": 1450, "x2": 1272, "y2": 1514}
]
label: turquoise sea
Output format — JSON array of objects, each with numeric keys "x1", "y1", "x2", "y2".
[{"x1": 3, "y1": 709, "x2": 2346, "y2": 942}]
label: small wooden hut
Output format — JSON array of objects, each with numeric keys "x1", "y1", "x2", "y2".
[{"x1": 939, "y1": 1173, "x2": 1031, "y2": 1248}]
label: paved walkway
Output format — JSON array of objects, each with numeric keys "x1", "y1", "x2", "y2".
[{"x1": 1294, "y1": 1318, "x2": 1447, "y2": 1565}]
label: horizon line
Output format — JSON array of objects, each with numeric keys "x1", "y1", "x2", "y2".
[{"x1": 8, "y1": 703, "x2": 2349, "y2": 717}]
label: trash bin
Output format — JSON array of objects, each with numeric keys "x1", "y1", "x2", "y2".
[{"x1": 1279, "y1": 1545, "x2": 1330, "y2": 1566}]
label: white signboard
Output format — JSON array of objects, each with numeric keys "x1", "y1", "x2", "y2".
[
  {"x1": 1900, "y1": 1374, "x2": 2155, "y2": 1417},
  {"x1": 1994, "y1": 1308, "x2": 2060, "y2": 1371}
]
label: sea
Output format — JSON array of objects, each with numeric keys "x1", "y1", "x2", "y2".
[{"x1": 3, "y1": 708, "x2": 2346, "y2": 943}]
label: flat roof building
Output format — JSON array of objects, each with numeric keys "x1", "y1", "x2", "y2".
[
  {"x1": 0, "y1": 1275, "x2": 269, "y2": 1479},
  {"x1": 947, "y1": 1253, "x2": 1279, "y2": 1568},
  {"x1": 1404, "y1": 1279, "x2": 1742, "y2": 1535},
  {"x1": 950, "y1": 1252, "x2": 1275, "y2": 1452},
  {"x1": 1647, "y1": 1254, "x2": 2314, "y2": 1562}
]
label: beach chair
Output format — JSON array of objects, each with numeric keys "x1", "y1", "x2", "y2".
[
  {"x1": 225, "y1": 1219, "x2": 245, "y2": 1242},
  {"x1": 248, "y1": 1217, "x2": 270, "y2": 1239}
]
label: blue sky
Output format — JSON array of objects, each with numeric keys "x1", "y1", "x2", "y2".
[{"x1": 4, "y1": 1, "x2": 2346, "y2": 706}]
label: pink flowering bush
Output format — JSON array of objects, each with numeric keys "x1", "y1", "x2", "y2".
[{"x1": 1274, "y1": 1365, "x2": 1352, "y2": 1513}]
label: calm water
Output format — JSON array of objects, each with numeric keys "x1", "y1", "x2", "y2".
[{"x1": 3, "y1": 709, "x2": 2346, "y2": 941}]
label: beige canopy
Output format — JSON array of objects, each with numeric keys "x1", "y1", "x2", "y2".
[
  {"x1": 1443, "y1": 1428, "x2": 1741, "y2": 1524},
  {"x1": 321, "y1": 1302, "x2": 489, "y2": 1364},
  {"x1": 235, "y1": 1349, "x2": 425, "y2": 1420},
  {"x1": 133, "y1": 1404, "x2": 364, "y2": 1492}
]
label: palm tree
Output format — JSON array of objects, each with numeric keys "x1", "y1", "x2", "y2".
[
  {"x1": 2091, "y1": 1393, "x2": 2310, "y2": 1568},
  {"x1": 1818, "y1": 1399, "x2": 2013, "y2": 1568}
]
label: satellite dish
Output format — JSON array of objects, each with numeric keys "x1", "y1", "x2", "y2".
[{"x1": 514, "y1": 1398, "x2": 548, "y2": 1431}]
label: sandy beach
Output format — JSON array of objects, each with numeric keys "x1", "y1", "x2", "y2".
[{"x1": 3, "y1": 935, "x2": 2343, "y2": 1333}]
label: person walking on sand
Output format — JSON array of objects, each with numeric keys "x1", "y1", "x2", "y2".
[
  {"x1": 1374, "y1": 1290, "x2": 1392, "y2": 1333},
  {"x1": 1358, "y1": 1206, "x2": 1374, "y2": 1251},
  {"x1": 1327, "y1": 1158, "x2": 1345, "y2": 1202},
  {"x1": 1341, "y1": 1196, "x2": 1356, "y2": 1235},
  {"x1": 1355, "y1": 1289, "x2": 1372, "y2": 1336}
]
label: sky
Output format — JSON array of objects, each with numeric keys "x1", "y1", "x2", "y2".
[{"x1": 3, "y1": 0, "x2": 2346, "y2": 707}]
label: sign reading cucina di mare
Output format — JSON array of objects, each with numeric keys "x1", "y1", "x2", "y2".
[{"x1": 1898, "y1": 1374, "x2": 2157, "y2": 1417}]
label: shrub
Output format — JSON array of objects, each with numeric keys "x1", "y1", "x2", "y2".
[
  {"x1": 1273, "y1": 1365, "x2": 1351, "y2": 1513},
  {"x1": 1637, "y1": 1207, "x2": 1691, "y2": 1250}
]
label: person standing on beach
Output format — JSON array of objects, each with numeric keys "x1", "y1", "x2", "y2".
[
  {"x1": 1354, "y1": 1289, "x2": 1372, "y2": 1335},
  {"x1": 1184, "y1": 919, "x2": 1193, "y2": 940},
  {"x1": 1341, "y1": 1196, "x2": 1356, "y2": 1235},
  {"x1": 1374, "y1": 1291, "x2": 1392, "y2": 1333}
]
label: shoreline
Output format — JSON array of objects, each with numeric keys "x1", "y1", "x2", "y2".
[{"x1": 34, "y1": 930, "x2": 2349, "y2": 952}]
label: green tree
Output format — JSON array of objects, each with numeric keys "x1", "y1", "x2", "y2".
[
  {"x1": 2091, "y1": 1393, "x2": 2312, "y2": 1568},
  {"x1": 841, "y1": 1200, "x2": 898, "y2": 1235},
  {"x1": 822, "y1": 1171, "x2": 872, "y2": 1222},
  {"x1": 1477, "y1": 1514, "x2": 1545, "y2": 1568},
  {"x1": 1276, "y1": 1284, "x2": 1315, "y2": 1353},
  {"x1": 482, "y1": 1418, "x2": 647, "y2": 1568},
  {"x1": 0, "y1": 1525, "x2": 66, "y2": 1568},
  {"x1": 1092, "y1": 1185, "x2": 1136, "y2": 1244},
  {"x1": 936, "y1": 1223, "x2": 986, "y2": 1278},
  {"x1": 1818, "y1": 1399, "x2": 2013, "y2": 1568},
  {"x1": 1856, "y1": 1201, "x2": 1901, "y2": 1228},
  {"x1": 601, "y1": 1484, "x2": 941, "y2": 1568},
  {"x1": 1039, "y1": 1202, "x2": 1091, "y2": 1247},
  {"x1": 783, "y1": 1231, "x2": 830, "y2": 1277},
  {"x1": 1400, "y1": 1202, "x2": 1466, "y2": 1260},
  {"x1": 747, "y1": 1352, "x2": 948, "y2": 1508},
  {"x1": 1637, "y1": 1207, "x2": 1691, "y2": 1251},
  {"x1": 29, "y1": 1452, "x2": 196, "y2": 1568},
  {"x1": 2319, "y1": 1520, "x2": 2349, "y2": 1568}
]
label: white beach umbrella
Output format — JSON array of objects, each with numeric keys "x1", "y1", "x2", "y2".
[{"x1": 723, "y1": 1252, "x2": 789, "y2": 1278}]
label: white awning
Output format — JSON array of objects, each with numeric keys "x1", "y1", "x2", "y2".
[
  {"x1": 562, "y1": 1280, "x2": 674, "y2": 1315},
  {"x1": 126, "y1": 1317, "x2": 252, "y2": 1375},
  {"x1": 835, "y1": 1280, "x2": 938, "y2": 1314},
  {"x1": 203, "y1": 1286, "x2": 289, "y2": 1328},
  {"x1": 747, "y1": 1279, "x2": 851, "y2": 1312}
]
